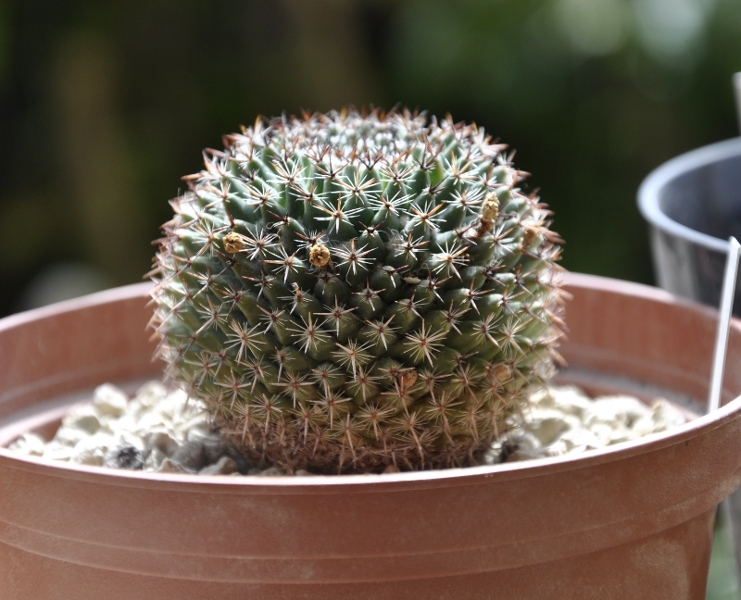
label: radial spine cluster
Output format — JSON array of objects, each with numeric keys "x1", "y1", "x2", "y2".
[{"x1": 151, "y1": 108, "x2": 565, "y2": 474}]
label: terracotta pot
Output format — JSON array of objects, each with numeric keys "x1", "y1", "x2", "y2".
[{"x1": 1, "y1": 273, "x2": 741, "y2": 600}]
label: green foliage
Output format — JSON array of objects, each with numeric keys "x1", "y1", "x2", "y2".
[{"x1": 151, "y1": 109, "x2": 564, "y2": 474}]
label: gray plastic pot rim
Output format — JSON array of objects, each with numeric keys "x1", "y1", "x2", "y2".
[{"x1": 637, "y1": 137, "x2": 741, "y2": 255}]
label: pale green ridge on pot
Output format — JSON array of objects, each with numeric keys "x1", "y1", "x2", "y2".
[{"x1": 150, "y1": 108, "x2": 565, "y2": 474}]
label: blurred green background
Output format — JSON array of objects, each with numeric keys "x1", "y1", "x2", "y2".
[{"x1": 0, "y1": 0, "x2": 740, "y2": 315}]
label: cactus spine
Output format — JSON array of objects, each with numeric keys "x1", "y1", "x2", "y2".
[{"x1": 151, "y1": 108, "x2": 564, "y2": 474}]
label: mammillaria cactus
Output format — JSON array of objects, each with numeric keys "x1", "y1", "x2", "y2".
[{"x1": 150, "y1": 108, "x2": 564, "y2": 474}]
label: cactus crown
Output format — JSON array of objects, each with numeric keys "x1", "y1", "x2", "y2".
[{"x1": 151, "y1": 108, "x2": 564, "y2": 474}]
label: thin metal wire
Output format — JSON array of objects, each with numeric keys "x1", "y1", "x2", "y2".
[
  {"x1": 708, "y1": 236, "x2": 741, "y2": 413},
  {"x1": 734, "y1": 72, "x2": 741, "y2": 135}
]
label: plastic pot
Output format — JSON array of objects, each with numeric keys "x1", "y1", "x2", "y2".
[
  {"x1": 1, "y1": 273, "x2": 740, "y2": 599},
  {"x1": 637, "y1": 137, "x2": 741, "y2": 313}
]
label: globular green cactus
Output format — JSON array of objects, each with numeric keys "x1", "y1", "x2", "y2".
[{"x1": 150, "y1": 108, "x2": 564, "y2": 474}]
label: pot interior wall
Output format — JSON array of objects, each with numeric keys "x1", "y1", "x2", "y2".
[
  {"x1": 0, "y1": 275, "x2": 730, "y2": 445},
  {"x1": 0, "y1": 275, "x2": 737, "y2": 442},
  {"x1": 659, "y1": 151, "x2": 741, "y2": 241}
]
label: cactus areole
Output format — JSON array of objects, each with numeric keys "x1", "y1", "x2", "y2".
[{"x1": 151, "y1": 108, "x2": 565, "y2": 474}]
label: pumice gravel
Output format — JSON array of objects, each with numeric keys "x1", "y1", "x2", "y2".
[
  {"x1": 10, "y1": 382, "x2": 249, "y2": 475},
  {"x1": 8, "y1": 381, "x2": 688, "y2": 474},
  {"x1": 485, "y1": 385, "x2": 687, "y2": 464}
]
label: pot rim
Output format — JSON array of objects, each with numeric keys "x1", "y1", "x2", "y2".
[
  {"x1": 1, "y1": 274, "x2": 739, "y2": 493},
  {"x1": 637, "y1": 136, "x2": 741, "y2": 254}
]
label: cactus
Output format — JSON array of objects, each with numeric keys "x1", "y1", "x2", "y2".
[{"x1": 150, "y1": 108, "x2": 564, "y2": 474}]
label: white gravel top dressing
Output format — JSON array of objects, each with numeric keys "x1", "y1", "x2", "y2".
[
  {"x1": 486, "y1": 386, "x2": 688, "y2": 464},
  {"x1": 8, "y1": 382, "x2": 689, "y2": 474}
]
